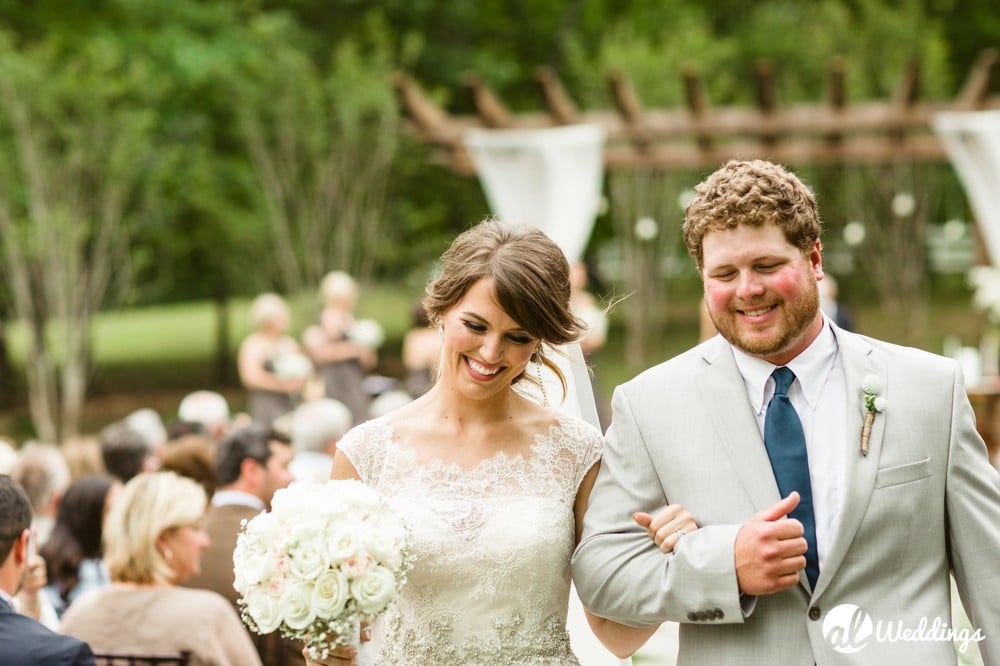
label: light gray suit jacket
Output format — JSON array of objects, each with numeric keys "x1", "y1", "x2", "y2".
[{"x1": 572, "y1": 325, "x2": 1000, "y2": 665}]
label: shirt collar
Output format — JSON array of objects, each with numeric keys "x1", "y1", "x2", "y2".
[
  {"x1": 732, "y1": 316, "x2": 840, "y2": 414},
  {"x1": 211, "y1": 489, "x2": 265, "y2": 510}
]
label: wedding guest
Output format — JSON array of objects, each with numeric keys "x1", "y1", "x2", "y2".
[
  {"x1": 40, "y1": 475, "x2": 121, "y2": 618},
  {"x1": 0, "y1": 437, "x2": 17, "y2": 474},
  {"x1": 239, "y1": 293, "x2": 309, "y2": 428},
  {"x1": 60, "y1": 471, "x2": 261, "y2": 666},
  {"x1": 11, "y1": 442, "x2": 71, "y2": 545},
  {"x1": 60, "y1": 435, "x2": 106, "y2": 481},
  {"x1": 99, "y1": 420, "x2": 157, "y2": 482},
  {"x1": 308, "y1": 219, "x2": 696, "y2": 665},
  {"x1": 573, "y1": 159, "x2": 1000, "y2": 664},
  {"x1": 0, "y1": 476, "x2": 95, "y2": 665},
  {"x1": 818, "y1": 273, "x2": 854, "y2": 331},
  {"x1": 367, "y1": 389, "x2": 413, "y2": 420},
  {"x1": 160, "y1": 434, "x2": 218, "y2": 499},
  {"x1": 289, "y1": 398, "x2": 352, "y2": 483},
  {"x1": 570, "y1": 259, "x2": 612, "y2": 431},
  {"x1": 10, "y1": 443, "x2": 73, "y2": 627},
  {"x1": 402, "y1": 300, "x2": 440, "y2": 398},
  {"x1": 183, "y1": 424, "x2": 298, "y2": 665},
  {"x1": 302, "y1": 271, "x2": 377, "y2": 425},
  {"x1": 174, "y1": 390, "x2": 232, "y2": 441},
  {"x1": 124, "y1": 408, "x2": 169, "y2": 462}
]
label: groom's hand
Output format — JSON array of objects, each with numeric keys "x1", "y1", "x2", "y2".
[{"x1": 734, "y1": 492, "x2": 808, "y2": 596}]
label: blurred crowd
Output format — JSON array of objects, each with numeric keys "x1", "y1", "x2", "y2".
[
  {"x1": 0, "y1": 266, "x2": 613, "y2": 665},
  {"x1": 0, "y1": 270, "x2": 427, "y2": 664}
]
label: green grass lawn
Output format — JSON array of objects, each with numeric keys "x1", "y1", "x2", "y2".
[{"x1": 0, "y1": 283, "x2": 988, "y2": 440}]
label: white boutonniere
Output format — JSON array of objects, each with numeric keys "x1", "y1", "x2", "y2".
[{"x1": 860, "y1": 374, "x2": 886, "y2": 456}]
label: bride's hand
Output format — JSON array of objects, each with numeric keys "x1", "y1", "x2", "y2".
[
  {"x1": 301, "y1": 620, "x2": 372, "y2": 666},
  {"x1": 303, "y1": 645, "x2": 358, "y2": 666},
  {"x1": 633, "y1": 504, "x2": 698, "y2": 553}
]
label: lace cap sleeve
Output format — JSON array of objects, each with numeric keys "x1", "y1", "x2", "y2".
[
  {"x1": 554, "y1": 415, "x2": 604, "y2": 491},
  {"x1": 336, "y1": 417, "x2": 390, "y2": 485}
]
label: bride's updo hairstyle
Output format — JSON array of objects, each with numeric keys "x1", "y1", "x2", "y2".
[{"x1": 424, "y1": 218, "x2": 585, "y2": 393}]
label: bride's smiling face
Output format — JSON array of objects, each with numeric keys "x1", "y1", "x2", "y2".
[{"x1": 439, "y1": 278, "x2": 537, "y2": 399}]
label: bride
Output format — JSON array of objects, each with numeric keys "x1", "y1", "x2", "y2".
[{"x1": 308, "y1": 219, "x2": 695, "y2": 665}]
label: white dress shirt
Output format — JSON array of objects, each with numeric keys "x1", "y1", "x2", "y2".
[
  {"x1": 210, "y1": 489, "x2": 264, "y2": 510},
  {"x1": 731, "y1": 318, "x2": 846, "y2": 571}
]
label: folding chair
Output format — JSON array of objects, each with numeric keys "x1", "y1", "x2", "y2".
[{"x1": 91, "y1": 649, "x2": 192, "y2": 666}]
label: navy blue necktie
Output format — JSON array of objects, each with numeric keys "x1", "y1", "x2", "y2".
[{"x1": 764, "y1": 366, "x2": 819, "y2": 590}]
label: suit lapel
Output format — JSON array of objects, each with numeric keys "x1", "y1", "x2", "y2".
[
  {"x1": 812, "y1": 327, "x2": 886, "y2": 599},
  {"x1": 694, "y1": 337, "x2": 782, "y2": 514}
]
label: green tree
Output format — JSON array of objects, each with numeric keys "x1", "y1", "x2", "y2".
[
  {"x1": 233, "y1": 13, "x2": 400, "y2": 293},
  {"x1": 0, "y1": 30, "x2": 157, "y2": 441}
]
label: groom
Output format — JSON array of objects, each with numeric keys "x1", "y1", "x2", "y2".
[{"x1": 573, "y1": 159, "x2": 1000, "y2": 664}]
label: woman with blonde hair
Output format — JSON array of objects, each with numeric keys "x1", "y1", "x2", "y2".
[
  {"x1": 238, "y1": 292, "x2": 309, "y2": 427},
  {"x1": 302, "y1": 271, "x2": 378, "y2": 425},
  {"x1": 59, "y1": 472, "x2": 261, "y2": 666}
]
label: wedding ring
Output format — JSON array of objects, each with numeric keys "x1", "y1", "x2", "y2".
[{"x1": 675, "y1": 529, "x2": 686, "y2": 540}]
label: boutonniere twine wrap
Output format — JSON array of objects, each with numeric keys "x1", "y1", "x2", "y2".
[{"x1": 860, "y1": 374, "x2": 886, "y2": 456}]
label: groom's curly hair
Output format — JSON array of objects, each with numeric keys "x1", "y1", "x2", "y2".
[{"x1": 683, "y1": 159, "x2": 822, "y2": 269}]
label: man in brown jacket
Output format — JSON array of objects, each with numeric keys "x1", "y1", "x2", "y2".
[{"x1": 183, "y1": 424, "x2": 297, "y2": 665}]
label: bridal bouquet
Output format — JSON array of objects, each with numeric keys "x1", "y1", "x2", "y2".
[
  {"x1": 233, "y1": 480, "x2": 412, "y2": 660},
  {"x1": 348, "y1": 318, "x2": 386, "y2": 349}
]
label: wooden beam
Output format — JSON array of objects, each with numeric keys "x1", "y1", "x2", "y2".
[
  {"x1": 392, "y1": 72, "x2": 455, "y2": 144},
  {"x1": 825, "y1": 56, "x2": 846, "y2": 145},
  {"x1": 754, "y1": 60, "x2": 776, "y2": 114},
  {"x1": 534, "y1": 66, "x2": 578, "y2": 125},
  {"x1": 683, "y1": 64, "x2": 712, "y2": 150},
  {"x1": 464, "y1": 73, "x2": 512, "y2": 128},
  {"x1": 608, "y1": 69, "x2": 652, "y2": 150},
  {"x1": 957, "y1": 47, "x2": 998, "y2": 109},
  {"x1": 827, "y1": 56, "x2": 846, "y2": 111},
  {"x1": 892, "y1": 57, "x2": 921, "y2": 109},
  {"x1": 754, "y1": 60, "x2": 779, "y2": 146},
  {"x1": 888, "y1": 57, "x2": 920, "y2": 143}
]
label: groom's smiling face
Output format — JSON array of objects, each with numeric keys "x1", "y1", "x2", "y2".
[
  {"x1": 438, "y1": 278, "x2": 537, "y2": 399},
  {"x1": 701, "y1": 222, "x2": 825, "y2": 366}
]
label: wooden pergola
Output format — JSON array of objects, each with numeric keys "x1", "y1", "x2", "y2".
[{"x1": 394, "y1": 48, "x2": 1000, "y2": 174}]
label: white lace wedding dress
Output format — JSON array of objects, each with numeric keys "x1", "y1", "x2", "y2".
[{"x1": 338, "y1": 412, "x2": 603, "y2": 665}]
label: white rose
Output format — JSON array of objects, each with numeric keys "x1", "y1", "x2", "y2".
[
  {"x1": 279, "y1": 580, "x2": 317, "y2": 631},
  {"x1": 327, "y1": 525, "x2": 361, "y2": 562},
  {"x1": 245, "y1": 587, "x2": 283, "y2": 634},
  {"x1": 350, "y1": 565, "x2": 397, "y2": 615},
  {"x1": 233, "y1": 539, "x2": 277, "y2": 589},
  {"x1": 311, "y1": 568, "x2": 350, "y2": 618},
  {"x1": 363, "y1": 516, "x2": 405, "y2": 567},
  {"x1": 288, "y1": 539, "x2": 326, "y2": 581}
]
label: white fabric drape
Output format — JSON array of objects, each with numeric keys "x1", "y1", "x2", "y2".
[
  {"x1": 463, "y1": 124, "x2": 606, "y2": 432},
  {"x1": 933, "y1": 111, "x2": 1000, "y2": 264},
  {"x1": 463, "y1": 124, "x2": 635, "y2": 666}
]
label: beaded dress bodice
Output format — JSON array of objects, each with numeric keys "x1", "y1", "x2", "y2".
[{"x1": 338, "y1": 414, "x2": 603, "y2": 665}]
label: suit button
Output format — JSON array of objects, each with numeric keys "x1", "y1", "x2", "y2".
[
  {"x1": 687, "y1": 612, "x2": 698, "y2": 622},
  {"x1": 808, "y1": 607, "x2": 821, "y2": 621},
  {"x1": 696, "y1": 612, "x2": 708, "y2": 621},
  {"x1": 714, "y1": 608, "x2": 725, "y2": 620}
]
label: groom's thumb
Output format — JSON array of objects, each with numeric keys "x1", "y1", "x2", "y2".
[{"x1": 752, "y1": 492, "x2": 800, "y2": 523}]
